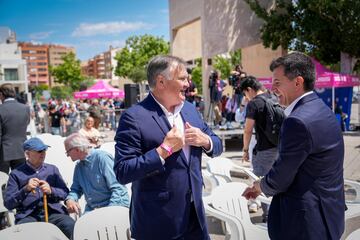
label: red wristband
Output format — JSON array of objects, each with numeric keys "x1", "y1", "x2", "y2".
[{"x1": 160, "y1": 143, "x2": 172, "y2": 155}]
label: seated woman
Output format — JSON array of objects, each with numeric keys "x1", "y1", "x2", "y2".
[{"x1": 78, "y1": 116, "x2": 101, "y2": 148}]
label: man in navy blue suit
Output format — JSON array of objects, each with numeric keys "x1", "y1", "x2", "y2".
[
  {"x1": 243, "y1": 52, "x2": 345, "y2": 240},
  {"x1": 114, "y1": 55, "x2": 222, "y2": 240}
]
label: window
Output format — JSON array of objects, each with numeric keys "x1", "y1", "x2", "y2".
[{"x1": 4, "y1": 69, "x2": 19, "y2": 81}]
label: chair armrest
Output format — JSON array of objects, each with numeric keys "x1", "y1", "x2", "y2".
[{"x1": 345, "y1": 179, "x2": 360, "y2": 203}]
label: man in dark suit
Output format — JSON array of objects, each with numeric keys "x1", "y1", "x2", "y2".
[
  {"x1": 0, "y1": 83, "x2": 30, "y2": 173},
  {"x1": 242, "y1": 52, "x2": 345, "y2": 240},
  {"x1": 114, "y1": 55, "x2": 222, "y2": 240}
]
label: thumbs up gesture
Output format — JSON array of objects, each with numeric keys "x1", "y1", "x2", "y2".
[{"x1": 184, "y1": 122, "x2": 211, "y2": 150}]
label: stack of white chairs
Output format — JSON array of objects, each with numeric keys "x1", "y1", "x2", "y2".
[{"x1": 204, "y1": 182, "x2": 269, "y2": 240}]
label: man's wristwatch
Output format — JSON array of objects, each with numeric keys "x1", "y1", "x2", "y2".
[{"x1": 243, "y1": 149, "x2": 249, "y2": 153}]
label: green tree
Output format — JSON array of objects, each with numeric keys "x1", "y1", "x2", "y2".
[
  {"x1": 244, "y1": 0, "x2": 360, "y2": 71},
  {"x1": 191, "y1": 58, "x2": 202, "y2": 94},
  {"x1": 213, "y1": 49, "x2": 243, "y2": 79},
  {"x1": 32, "y1": 84, "x2": 49, "y2": 101},
  {"x1": 50, "y1": 86, "x2": 73, "y2": 100},
  {"x1": 50, "y1": 52, "x2": 85, "y2": 90},
  {"x1": 114, "y1": 34, "x2": 170, "y2": 83}
]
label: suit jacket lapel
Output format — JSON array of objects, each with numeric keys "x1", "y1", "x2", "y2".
[{"x1": 145, "y1": 94, "x2": 171, "y2": 135}]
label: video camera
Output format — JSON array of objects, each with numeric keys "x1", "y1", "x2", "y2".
[{"x1": 229, "y1": 71, "x2": 246, "y2": 94}]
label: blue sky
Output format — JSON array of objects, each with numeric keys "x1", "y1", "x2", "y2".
[{"x1": 1, "y1": 0, "x2": 169, "y2": 60}]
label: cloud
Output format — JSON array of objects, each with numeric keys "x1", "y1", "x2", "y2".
[
  {"x1": 72, "y1": 21, "x2": 152, "y2": 37},
  {"x1": 29, "y1": 31, "x2": 54, "y2": 40}
]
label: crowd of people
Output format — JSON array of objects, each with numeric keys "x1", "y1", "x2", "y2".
[{"x1": 0, "y1": 52, "x2": 347, "y2": 240}]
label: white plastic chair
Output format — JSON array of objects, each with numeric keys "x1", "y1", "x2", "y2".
[
  {"x1": 73, "y1": 206, "x2": 130, "y2": 240},
  {"x1": 203, "y1": 195, "x2": 244, "y2": 240},
  {"x1": 0, "y1": 222, "x2": 69, "y2": 240},
  {"x1": 206, "y1": 157, "x2": 259, "y2": 184},
  {"x1": 99, "y1": 141, "x2": 115, "y2": 157},
  {"x1": 0, "y1": 172, "x2": 15, "y2": 227},
  {"x1": 209, "y1": 182, "x2": 269, "y2": 240},
  {"x1": 344, "y1": 179, "x2": 360, "y2": 203}
]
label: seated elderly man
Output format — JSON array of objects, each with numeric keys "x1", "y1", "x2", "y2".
[
  {"x1": 4, "y1": 137, "x2": 74, "y2": 239},
  {"x1": 64, "y1": 133, "x2": 129, "y2": 214}
]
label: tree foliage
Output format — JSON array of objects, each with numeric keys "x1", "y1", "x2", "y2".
[
  {"x1": 114, "y1": 34, "x2": 170, "y2": 83},
  {"x1": 191, "y1": 58, "x2": 202, "y2": 94},
  {"x1": 244, "y1": 0, "x2": 360, "y2": 67},
  {"x1": 213, "y1": 49, "x2": 243, "y2": 79},
  {"x1": 50, "y1": 86, "x2": 73, "y2": 100},
  {"x1": 50, "y1": 52, "x2": 85, "y2": 90}
]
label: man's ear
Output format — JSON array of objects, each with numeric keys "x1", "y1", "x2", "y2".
[
  {"x1": 295, "y1": 76, "x2": 304, "y2": 88},
  {"x1": 156, "y1": 74, "x2": 165, "y2": 88}
]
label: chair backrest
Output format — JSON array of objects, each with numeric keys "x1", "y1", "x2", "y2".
[
  {"x1": 210, "y1": 182, "x2": 268, "y2": 240},
  {"x1": 206, "y1": 157, "x2": 234, "y2": 183},
  {"x1": 0, "y1": 172, "x2": 9, "y2": 213},
  {"x1": 36, "y1": 134, "x2": 75, "y2": 187},
  {"x1": 73, "y1": 206, "x2": 130, "y2": 240},
  {"x1": 0, "y1": 222, "x2": 69, "y2": 240},
  {"x1": 99, "y1": 141, "x2": 115, "y2": 157}
]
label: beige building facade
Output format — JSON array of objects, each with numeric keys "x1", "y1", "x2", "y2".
[
  {"x1": 48, "y1": 45, "x2": 75, "y2": 87},
  {"x1": 169, "y1": 0, "x2": 284, "y2": 115}
]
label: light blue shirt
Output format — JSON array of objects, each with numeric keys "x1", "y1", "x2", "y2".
[{"x1": 66, "y1": 149, "x2": 130, "y2": 212}]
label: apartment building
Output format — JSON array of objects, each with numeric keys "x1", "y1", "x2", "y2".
[
  {"x1": 48, "y1": 45, "x2": 75, "y2": 87},
  {"x1": 0, "y1": 27, "x2": 30, "y2": 102},
  {"x1": 19, "y1": 42, "x2": 75, "y2": 87},
  {"x1": 19, "y1": 42, "x2": 49, "y2": 86}
]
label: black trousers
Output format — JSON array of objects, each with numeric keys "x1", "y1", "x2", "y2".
[
  {"x1": 0, "y1": 158, "x2": 25, "y2": 174},
  {"x1": 180, "y1": 202, "x2": 210, "y2": 240}
]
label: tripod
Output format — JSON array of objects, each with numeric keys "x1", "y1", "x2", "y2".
[{"x1": 206, "y1": 101, "x2": 215, "y2": 129}]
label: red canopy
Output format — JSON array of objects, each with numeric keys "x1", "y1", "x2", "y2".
[{"x1": 73, "y1": 80, "x2": 124, "y2": 99}]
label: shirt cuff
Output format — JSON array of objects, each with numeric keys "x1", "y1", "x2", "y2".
[
  {"x1": 203, "y1": 136, "x2": 213, "y2": 153},
  {"x1": 159, "y1": 155, "x2": 165, "y2": 165}
]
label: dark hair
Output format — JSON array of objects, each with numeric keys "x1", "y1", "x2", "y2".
[
  {"x1": 0, "y1": 83, "x2": 16, "y2": 99},
  {"x1": 186, "y1": 68, "x2": 192, "y2": 75},
  {"x1": 239, "y1": 76, "x2": 263, "y2": 93},
  {"x1": 270, "y1": 52, "x2": 315, "y2": 91}
]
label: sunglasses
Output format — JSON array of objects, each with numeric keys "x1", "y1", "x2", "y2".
[{"x1": 33, "y1": 150, "x2": 46, "y2": 153}]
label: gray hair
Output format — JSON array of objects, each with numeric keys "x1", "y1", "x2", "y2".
[
  {"x1": 64, "y1": 133, "x2": 91, "y2": 152},
  {"x1": 147, "y1": 55, "x2": 186, "y2": 89}
]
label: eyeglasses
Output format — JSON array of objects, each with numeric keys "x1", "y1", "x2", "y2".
[{"x1": 65, "y1": 147, "x2": 77, "y2": 156}]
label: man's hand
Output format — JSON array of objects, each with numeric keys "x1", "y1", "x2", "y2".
[
  {"x1": 26, "y1": 178, "x2": 40, "y2": 192},
  {"x1": 66, "y1": 199, "x2": 81, "y2": 215},
  {"x1": 157, "y1": 125, "x2": 185, "y2": 159},
  {"x1": 184, "y1": 122, "x2": 210, "y2": 150},
  {"x1": 242, "y1": 181, "x2": 262, "y2": 200},
  {"x1": 164, "y1": 125, "x2": 185, "y2": 153},
  {"x1": 38, "y1": 180, "x2": 52, "y2": 194},
  {"x1": 242, "y1": 150, "x2": 249, "y2": 162}
]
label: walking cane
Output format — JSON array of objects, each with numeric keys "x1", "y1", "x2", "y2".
[{"x1": 43, "y1": 194, "x2": 48, "y2": 223}]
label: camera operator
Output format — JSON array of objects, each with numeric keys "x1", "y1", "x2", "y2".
[
  {"x1": 229, "y1": 64, "x2": 247, "y2": 105},
  {"x1": 209, "y1": 70, "x2": 227, "y2": 127}
]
